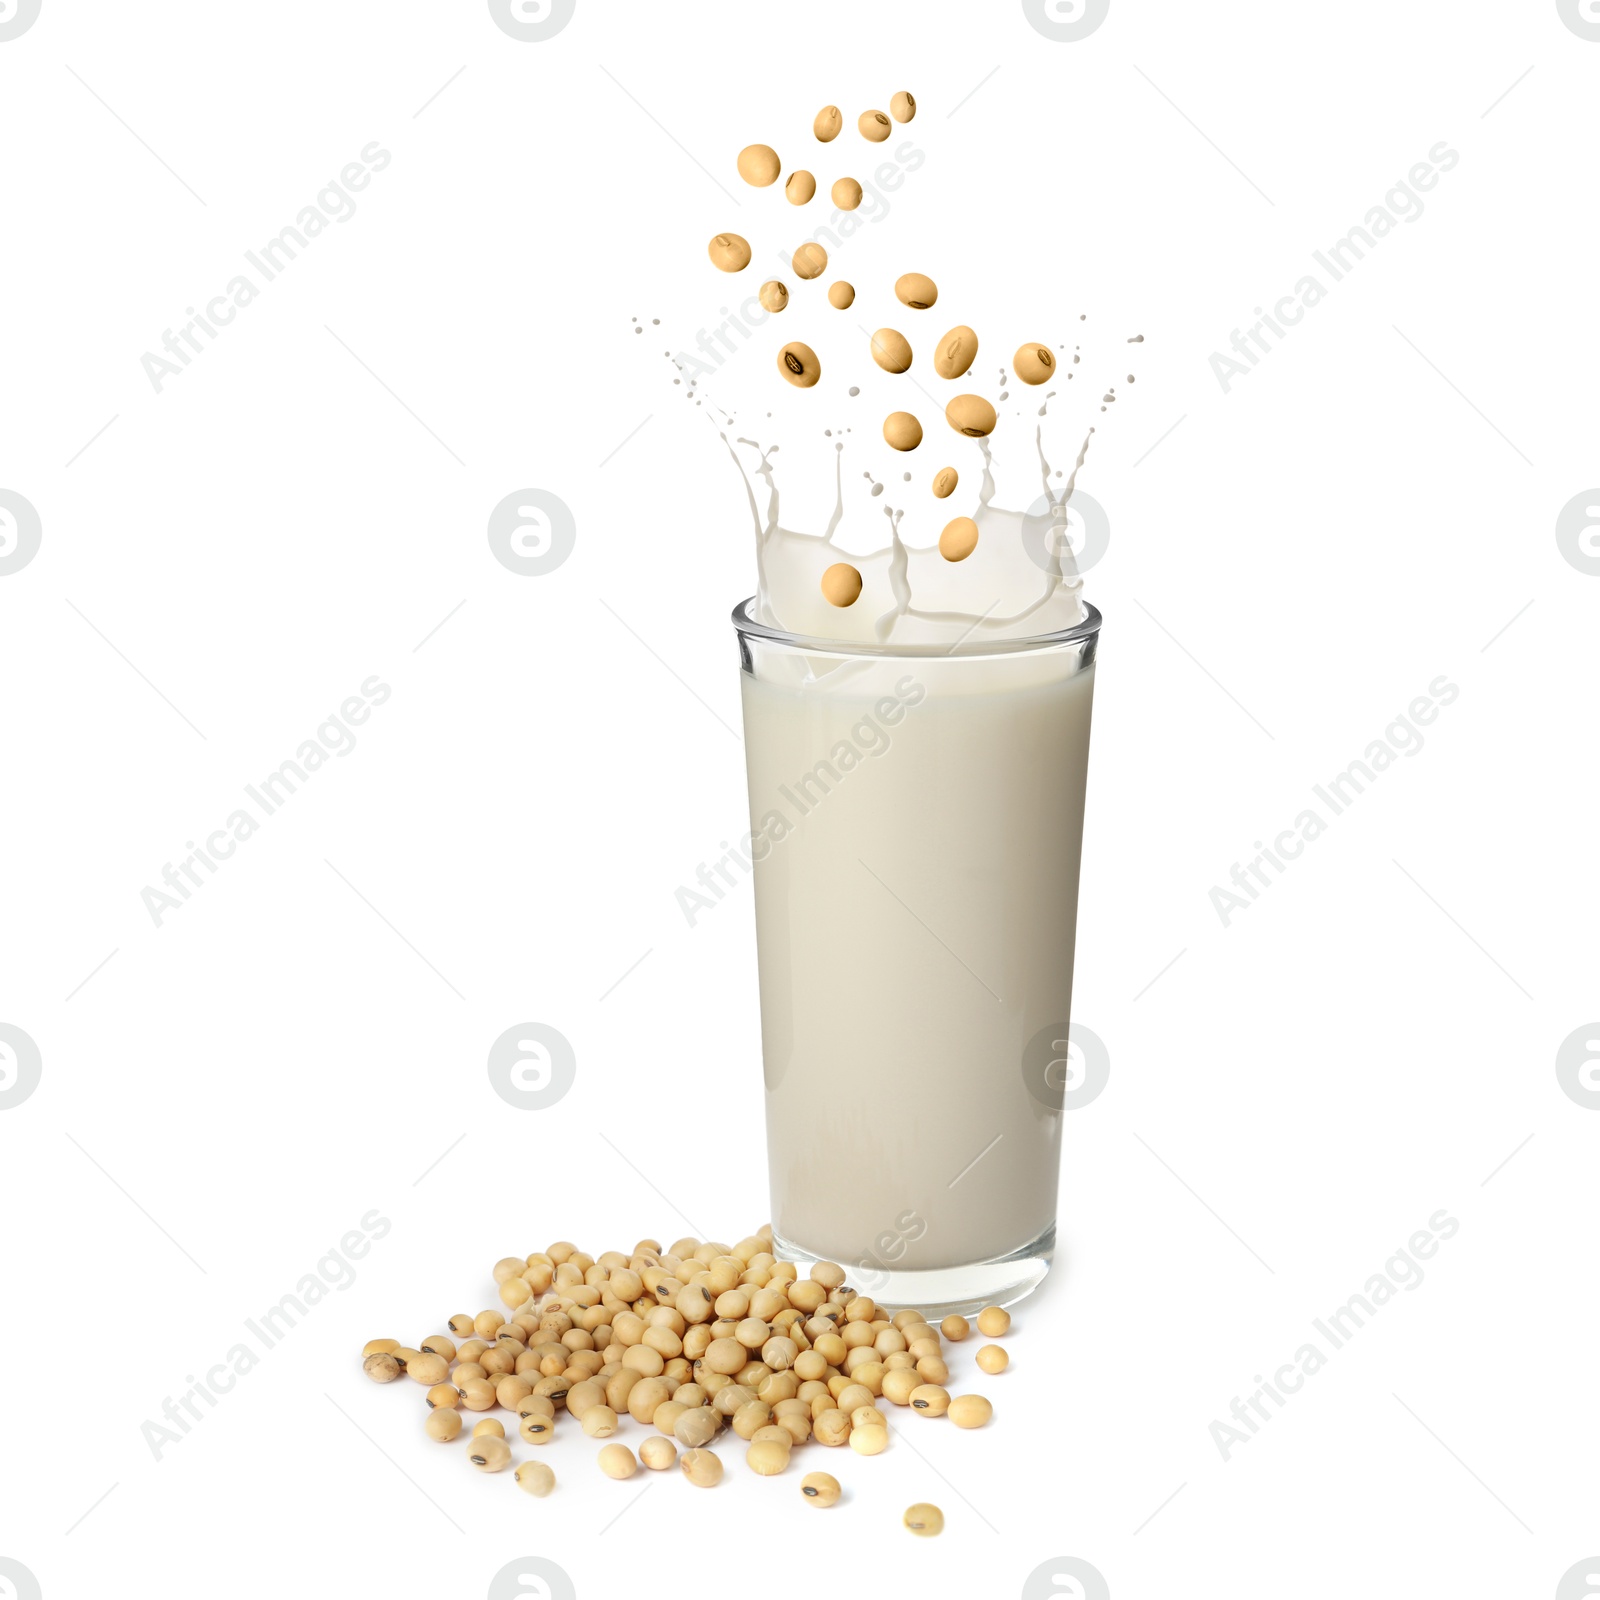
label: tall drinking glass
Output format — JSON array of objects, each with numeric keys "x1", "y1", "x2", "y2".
[{"x1": 733, "y1": 598, "x2": 1101, "y2": 1311}]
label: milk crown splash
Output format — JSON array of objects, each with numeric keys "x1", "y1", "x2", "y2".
[{"x1": 727, "y1": 418, "x2": 1095, "y2": 647}]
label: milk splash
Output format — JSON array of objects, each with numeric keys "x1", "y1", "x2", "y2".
[{"x1": 723, "y1": 411, "x2": 1097, "y2": 648}]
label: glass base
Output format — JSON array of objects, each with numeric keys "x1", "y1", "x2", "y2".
[{"x1": 772, "y1": 1223, "x2": 1055, "y2": 1318}]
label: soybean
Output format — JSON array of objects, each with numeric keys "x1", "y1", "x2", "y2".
[
  {"x1": 940, "y1": 516, "x2": 978, "y2": 562},
  {"x1": 940, "y1": 1314, "x2": 970, "y2": 1341},
  {"x1": 949, "y1": 1393, "x2": 993, "y2": 1429},
  {"x1": 362, "y1": 1339, "x2": 398, "y2": 1358},
  {"x1": 932, "y1": 467, "x2": 958, "y2": 499},
  {"x1": 362, "y1": 1353, "x2": 400, "y2": 1384},
  {"x1": 976, "y1": 1306, "x2": 1011, "y2": 1337},
  {"x1": 680, "y1": 1447, "x2": 724, "y2": 1487},
  {"x1": 820, "y1": 563, "x2": 862, "y2": 608},
  {"x1": 883, "y1": 411, "x2": 923, "y2": 451},
  {"x1": 814, "y1": 105, "x2": 843, "y2": 142},
  {"x1": 792, "y1": 242, "x2": 828, "y2": 280},
  {"x1": 977, "y1": 1344, "x2": 1009, "y2": 1375},
  {"x1": 934, "y1": 326, "x2": 978, "y2": 379},
  {"x1": 519, "y1": 1413, "x2": 555, "y2": 1445},
  {"x1": 746, "y1": 1439, "x2": 791, "y2": 1475},
  {"x1": 827, "y1": 281, "x2": 855, "y2": 310},
  {"x1": 737, "y1": 145, "x2": 781, "y2": 187},
  {"x1": 515, "y1": 1460, "x2": 555, "y2": 1498},
  {"x1": 832, "y1": 177, "x2": 863, "y2": 211},
  {"x1": 891, "y1": 91, "x2": 916, "y2": 123},
  {"x1": 640, "y1": 1436, "x2": 678, "y2": 1471},
  {"x1": 1013, "y1": 343, "x2": 1056, "y2": 385},
  {"x1": 597, "y1": 1443, "x2": 637, "y2": 1480},
  {"x1": 802, "y1": 1471, "x2": 841, "y2": 1507},
  {"x1": 870, "y1": 328, "x2": 913, "y2": 373},
  {"x1": 904, "y1": 1503, "x2": 944, "y2": 1537},
  {"x1": 708, "y1": 233, "x2": 751, "y2": 273},
  {"x1": 468, "y1": 1435, "x2": 511, "y2": 1473},
  {"x1": 945, "y1": 394, "x2": 997, "y2": 438},
  {"x1": 850, "y1": 1423, "x2": 889, "y2": 1455},
  {"x1": 785, "y1": 170, "x2": 816, "y2": 205},
  {"x1": 895, "y1": 273, "x2": 938, "y2": 310},
  {"x1": 859, "y1": 110, "x2": 892, "y2": 142},
  {"x1": 777, "y1": 341, "x2": 821, "y2": 388},
  {"x1": 758, "y1": 280, "x2": 789, "y2": 314},
  {"x1": 424, "y1": 1409, "x2": 462, "y2": 1442}
]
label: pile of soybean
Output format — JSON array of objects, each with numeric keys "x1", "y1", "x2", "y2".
[{"x1": 361, "y1": 1227, "x2": 1011, "y2": 1533}]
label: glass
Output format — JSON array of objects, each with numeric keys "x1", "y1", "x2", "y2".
[{"x1": 732, "y1": 597, "x2": 1102, "y2": 1312}]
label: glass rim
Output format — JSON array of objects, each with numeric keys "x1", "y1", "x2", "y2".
[{"x1": 730, "y1": 596, "x2": 1102, "y2": 659}]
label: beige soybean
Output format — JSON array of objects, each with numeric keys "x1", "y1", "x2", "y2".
[
  {"x1": 425, "y1": 1383, "x2": 459, "y2": 1410},
  {"x1": 459, "y1": 1379, "x2": 497, "y2": 1411},
  {"x1": 932, "y1": 466, "x2": 959, "y2": 499},
  {"x1": 882, "y1": 1369, "x2": 920, "y2": 1406},
  {"x1": 827, "y1": 281, "x2": 855, "y2": 310},
  {"x1": 737, "y1": 144, "x2": 781, "y2": 187},
  {"x1": 493, "y1": 1257, "x2": 526, "y2": 1284},
  {"x1": 674, "y1": 1407, "x2": 720, "y2": 1449},
  {"x1": 939, "y1": 517, "x2": 978, "y2": 562},
  {"x1": 515, "y1": 1460, "x2": 555, "y2": 1498},
  {"x1": 946, "y1": 394, "x2": 997, "y2": 438},
  {"x1": 904, "y1": 1503, "x2": 944, "y2": 1537},
  {"x1": 785, "y1": 170, "x2": 816, "y2": 205},
  {"x1": 977, "y1": 1344, "x2": 1009, "y2": 1374},
  {"x1": 707, "y1": 233, "x2": 751, "y2": 273},
  {"x1": 814, "y1": 1409, "x2": 851, "y2": 1447},
  {"x1": 581, "y1": 1405, "x2": 619, "y2": 1439},
  {"x1": 895, "y1": 272, "x2": 938, "y2": 310},
  {"x1": 814, "y1": 105, "x2": 843, "y2": 142},
  {"x1": 832, "y1": 177, "x2": 863, "y2": 211},
  {"x1": 859, "y1": 110, "x2": 892, "y2": 142},
  {"x1": 424, "y1": 1409, "x2": 462, "y2": 1442},
  {"x1": 746, "y1": 1439, "x2": 791, "y2": 1475},
  {"x1": 519, "y1": 1413, "x2": 555, "y2": 1445},
  {"x1": 1013, "y1": 343, "x2": 1056, "y2": 385},
  {"x1": 850, "y1": 1423, "x2": 889, "y2": 1456},
  {"x1": 820, "y1": 563, "x2": 862, "y2": 608},
  {"x1": 976, "y1": 1306, "x2": 1011, "y2": 1337},
  {"x1": 949, "y1": 1393, "x2": 993, "y2": 1429},
  {"x1": 802, "y1": 1471, "x2": 841, "y2": 1507},
  {"x1": 757, "y1": 280, "x2": 788, "y2": 314},
  {"x1": 472, "y1": 1419, "x2": 505, "y2": 1439},
  {"x1": 361, "y1": 1339, "x2": 398, "y2": 1358},
  {"x1": 870, "y1": 328, "x2": 913, "y2": 374},
  {"x1": 468, "y1": 1435, "x2": 511, "y2": 1473},
  {"x1": 680, "y1": 1447, "x2": 724, "y2": 1487},
  {"x1": 910, "y1": 1384, "x2": 950, "y2": 1417},
  {"x1": 362, "y1": 1353, "x2": 400, "y2": 1384},
  {"x1": 640, "y1": 1436, "x2": 678, "y2": 1471},
  {"x1": 934, "y1": 326, "x2": 978, "y2": 379},
  {"x1": 940, "y1": 1314, "x2": 970, "y2": 1341},
  {"x1": 597, "y1": 1443, "x2": 637, "y2": 1480},
  {"x1": 448, "y1": 1314, "x2": 475, "y2": 1336},
  {"x1": 515, "y1": 1393, "x2": 555, "y2": 1421},
  {"x1": 891, "y1": 91, "x2": 916, "y2": 123},
  {"x1": 777, "y1": 341, "x2": 821, "y2": 389},
  {"x1": 883, "y1": 411, "x2": 923, "y2": 452},
  {"x1": 792, "y1": 242, "x2": 828, "y2": 280}
]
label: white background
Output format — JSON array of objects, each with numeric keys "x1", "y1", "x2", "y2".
[{"x1": 2, "y1": 2, "x2": 1597, "y2": 1597}]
